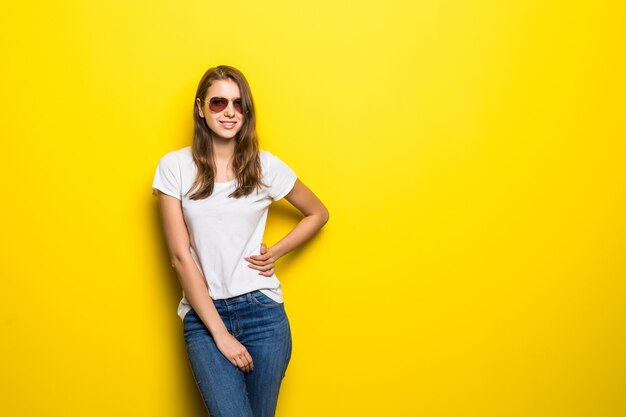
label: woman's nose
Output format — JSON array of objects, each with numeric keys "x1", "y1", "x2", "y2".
[{"x1": 223, "y1": 102, "x2": 235, "y2": 117}]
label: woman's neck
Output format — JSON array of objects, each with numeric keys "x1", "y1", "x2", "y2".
[
  {"x1": 212, "y1": 137, "x2": 236, "y2": 181},
  {"x1": 212, "y1": 137, "x2": 236, "y2": 163}
]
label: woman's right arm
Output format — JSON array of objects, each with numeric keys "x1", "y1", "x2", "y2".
[{"x1": 157, "y1": 191, "x2": 254, "y2": 373}]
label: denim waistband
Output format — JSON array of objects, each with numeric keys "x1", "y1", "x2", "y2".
[{"x1": 213, "y1": 291, "x2": 260, "y2": 306}]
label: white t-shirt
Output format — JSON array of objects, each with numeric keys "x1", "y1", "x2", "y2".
[{"x1": 152, "y1": 146, "x2": 297, "y2": 320}]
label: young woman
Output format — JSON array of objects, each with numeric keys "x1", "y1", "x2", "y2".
[{"x1": 152, "y1": 65, "x2": 329, "y2": 417}]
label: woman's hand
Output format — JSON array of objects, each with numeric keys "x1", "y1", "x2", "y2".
[
  {"x1": 245, "y1": 243, "x2": 276, "y2": 277},
  {"x1": 213, "y1": 331, "x2": 254, "y2": 373}
]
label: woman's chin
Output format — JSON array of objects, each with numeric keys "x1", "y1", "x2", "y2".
[{"x1": 212, "y1": 131, "x2": 240, "y2": 141}]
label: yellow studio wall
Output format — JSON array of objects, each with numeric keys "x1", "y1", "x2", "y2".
[{"x1": 1, "y1": 0, "x2": 625, "y2": 416}]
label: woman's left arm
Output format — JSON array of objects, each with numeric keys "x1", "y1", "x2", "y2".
[{"x1": 245, "y1": 179, "x2": 329, "y2": 276}]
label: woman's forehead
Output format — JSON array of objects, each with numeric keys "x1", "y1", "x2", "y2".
[{"x1": 207, "y1": 79, "x2": 240, "y2": 97}]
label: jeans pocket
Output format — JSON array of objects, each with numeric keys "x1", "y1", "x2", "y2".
[{"x1": 251, "y1": 291, "x2": 283, "y2": 308}]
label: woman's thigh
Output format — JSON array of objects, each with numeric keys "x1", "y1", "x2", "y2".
[
  {"x1": 238, "y1": 291, "x2": 292, "y2": 417},
  {"x1": 183, "y1": 309, "x2": 255, "y2": 417}
]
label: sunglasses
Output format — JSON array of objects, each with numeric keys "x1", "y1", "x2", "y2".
[{"x1": 206, "y1": 97, "x2": 244, "y2": 114}]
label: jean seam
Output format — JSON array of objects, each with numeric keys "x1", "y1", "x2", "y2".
[
  {"x1": 227, "y1": 305, "x2": 236, "y2": 336},
  {"x1": 233, "y1": 302, "x2": 242, "y2": 337},
  {"x1": 186, "y1": 346, "x2": 211, "y2": 413},
  {"x1": 251, "y1": 293, "x2": 282, "y2": 309}
]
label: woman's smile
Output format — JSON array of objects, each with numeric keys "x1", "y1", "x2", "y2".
[{"x1": 219, "y1": 121, "x2": 238, "y2": 129}]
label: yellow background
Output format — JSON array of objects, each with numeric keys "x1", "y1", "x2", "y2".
[{"x1": 2, "y1": 0, "x2": 625, "y2": 416}]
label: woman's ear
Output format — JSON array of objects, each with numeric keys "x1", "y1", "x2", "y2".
[{"x1": 196, "y1": 98, "x2": 205, "y2": 118}]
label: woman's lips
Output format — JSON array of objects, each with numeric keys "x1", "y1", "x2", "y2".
[{"x1": 219, "y1": 121, "x2": 237, "y2": 129}]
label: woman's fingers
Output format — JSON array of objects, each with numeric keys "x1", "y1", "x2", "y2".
[
  {"x1": 246, "y1": 252, "x2": 272, "y2": 263},
  {"x1": 233, "y1": 356, "x2": 245, "y2": 369},
  {"x1": 248, "y1": 263, "x2": 275, "y2": 276},
  {"x1": 259, "y1": 267, "x2": 275, "y2": 277},
  {"x1": 245, "y1": 254, "x2": 275, "y2": 274},
  {"x1": 232, "y1": 352, "x2": 254, "y2": 373},
  {"x1": 248, "y1": 262, "x2": 274, "y2": 271},
  {"x1": 246, "y1": 257, "x2": 272, "y2": 266},
  {"x1": 243, "y1": 351, "x2": 254, "y2": 371},
  {"x1": 234, "y1": 356, "x2": 248, "y2": 372}
]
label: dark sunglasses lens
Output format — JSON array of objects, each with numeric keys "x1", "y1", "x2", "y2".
[
  {"x1": 208, "y1": 98, "x2": 228, "y2": 112},
  {"x1": 233, "y1": 99, "x2": 243, "y2": 114}
]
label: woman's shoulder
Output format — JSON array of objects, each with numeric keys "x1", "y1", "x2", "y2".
[
  {"x1": 259, "y1": 149, "x2": 273, "y2": 159},
  {"x1": 259, "y1": 149, "x2": 286, "y2": 167},
  {"x1": 162, "y1": 145, "x2": 192, "y2": 159},
  {"x1": 259, "y1": 149, "x2": 287, "y2": 174},
  {"x1": 259, "y1": 149, "x2": 270, "y2": 158},
  {"x1": 259, "y1": 149, "x2": 296, "y2": 179},
  {"x1": 158, "y1": 146, "x2": 193, "y2": 166}
]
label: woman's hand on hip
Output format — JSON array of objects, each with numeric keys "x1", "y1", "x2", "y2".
[
  {"x1": 213, "y1": 331, "x2": 254, "y2": 373},
  {"x1": 245, "y1": 243, "x2": 276, "y2": 277}
]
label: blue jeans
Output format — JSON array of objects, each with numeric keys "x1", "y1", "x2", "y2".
[{"x1": 183, "y1": 290, "x2": 292, "y2": 417}]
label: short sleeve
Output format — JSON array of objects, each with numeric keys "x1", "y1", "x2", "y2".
[
  {"x1": 152, "y1": 153, "x2": 182, "y2": 200},
  {"x1": 266, "y1": 152, "x2": 297, "y2": 201}
]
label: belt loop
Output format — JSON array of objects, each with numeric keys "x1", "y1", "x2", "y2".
[{"x1": 247, "y1": 292, "x2": 253, "y2": 304}]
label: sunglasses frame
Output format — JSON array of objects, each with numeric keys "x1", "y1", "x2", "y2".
[{"x1": 205, "y1": 97, "x2": 244, "y2": 114}]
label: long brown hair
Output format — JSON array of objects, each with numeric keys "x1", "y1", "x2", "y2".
[{"x1": 186, "y1": 65, "x2": 263, "y2": 200}]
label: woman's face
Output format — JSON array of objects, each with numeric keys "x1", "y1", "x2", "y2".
[{"x1": 197, "y1": 79, "x2": 245, "y2": 140}]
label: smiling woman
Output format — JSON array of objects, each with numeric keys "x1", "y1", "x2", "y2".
[{"x1": 152, "y1": 65, "x2": 329, "y2": 417}]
